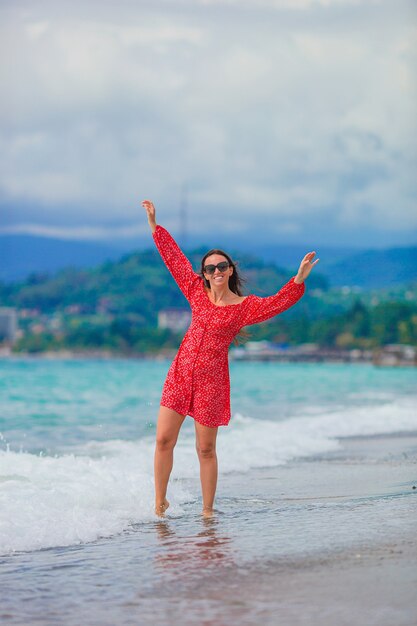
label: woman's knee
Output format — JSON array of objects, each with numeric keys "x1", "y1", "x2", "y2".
[
  {"x1": 196, "y1": 441, "x2": 216, "y2": 459},
  {"x1": 156, "y1": 433, "x2": 177, "y2": 452}
]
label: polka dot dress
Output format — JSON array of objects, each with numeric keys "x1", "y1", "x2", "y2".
[{"x1": 153, "y1": 226, "x2": 305, "y2": 428}]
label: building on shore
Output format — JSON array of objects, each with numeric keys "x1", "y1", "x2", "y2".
[
  {"x1": 158, "y1": 308, "x2": 191, "y2": 332},
  {"x1": 230, "y1": 341, "x2": 416, "y2": 366},
  {"x1": 372, "y1": 344, "x2": 416, "y2": 367},
  {"x1": 0, "y1": 307, "x2": 18, "y2": 344}
]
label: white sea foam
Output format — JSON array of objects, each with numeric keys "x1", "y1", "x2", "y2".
[
  {"x1": 217, "y1": 394, "x2": 417, "y2": 474},
  {"x1": 0, "y1": 446, "x2": 192, "y2": 556},
  {"x1": 1, "y1": 395, "x2": 416, "y2": 555}
]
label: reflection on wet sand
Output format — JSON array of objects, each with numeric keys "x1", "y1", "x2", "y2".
[{"x1": 153, "y1": 515, "x2": 234, "y2": 576}]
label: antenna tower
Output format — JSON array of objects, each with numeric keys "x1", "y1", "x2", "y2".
[{"x1": 179, "y1": 183, "x2": 188, "y2": 249}]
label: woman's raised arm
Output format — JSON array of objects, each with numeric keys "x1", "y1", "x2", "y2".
[
  {"x1": 142, "y1": 199, "x2": 157, "y2": 233},
  {"x1": 242, "y1": 277, "x2": 305, "y2": 326},
  {"x1": 141, "y1": 200, "x2": 199, "y2": 301},
  {"x1": 294, "y1": 250, "x2": 319, "y2": 284},
  {"x1": 241, "y1": 250, "x2": 318, "y2": 326}
]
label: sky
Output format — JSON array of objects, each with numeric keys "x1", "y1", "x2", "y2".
[{"x1": 0, "y1": 0, "x2": 416, "y2": 249}]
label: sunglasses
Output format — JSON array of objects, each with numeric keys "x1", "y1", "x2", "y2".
[{"x1": 203, "y1": 261, "x2": 230, "y2": 275}]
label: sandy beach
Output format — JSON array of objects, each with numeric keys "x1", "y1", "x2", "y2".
[
  {"x1": 2, "y1": 431, "x2": 416, "y2": 626},
  {"x1": 147, "y1": 434, "x2": 417, "y2": 626},
  {"x1": 1, "y1": 359, "x2": 416, "y2": 625},
  {"x1": 151, "y1": 536, "x2": 416, "y2": 626}
]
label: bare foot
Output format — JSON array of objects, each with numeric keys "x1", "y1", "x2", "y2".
[
  {"x1": 202, "y1": 506, "x2": 214, "y2": 518},
  {"x1": 155, "y1": 499, "x2": 170, "y2": 517}
]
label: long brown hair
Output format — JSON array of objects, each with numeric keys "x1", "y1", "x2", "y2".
[{"x1": 200, "y1": 249, "x2": 246, "y2": 295}]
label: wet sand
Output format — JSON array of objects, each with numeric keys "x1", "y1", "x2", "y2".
[
  {"x1": 129, "y1": 434, "x2": 417, "y2": 626},
  {"x1": 1, "y1": 433, "x2": 416, "y2": 626},
  {"x1": 131, "y1": 537, "x2": 416, "y2": 626}
]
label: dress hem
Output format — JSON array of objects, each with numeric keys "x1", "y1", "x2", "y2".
[{"x1": 160, "y1": 403, "x2": 230, "y2": 428}]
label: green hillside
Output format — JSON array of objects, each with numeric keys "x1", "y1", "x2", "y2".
[
  {"x1": 0, "y1": 247, "x2": 327, "y2": 320},
  {"x1": 1, "y1": 246, "x2": 416, "y2": 354}
]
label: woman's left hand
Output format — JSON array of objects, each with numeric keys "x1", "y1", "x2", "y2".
[{"x1": 294, "y1": 251, "x2": 319, "y2": 283}]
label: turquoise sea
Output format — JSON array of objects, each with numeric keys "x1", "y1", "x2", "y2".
[{"x1": 1, "y1": 358, "x2": 416, "y2": 624}]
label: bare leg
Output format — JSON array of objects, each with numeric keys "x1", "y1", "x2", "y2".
[
  {"x1": 195, "y1": 421, "x2": 218, "y2": 516},
  {"x1": 154, "y1": 406, "x2": 186, "y2": 516}
]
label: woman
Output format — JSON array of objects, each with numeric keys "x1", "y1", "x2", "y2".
[{"x1": 142, "y1": 200, "x2": 319, "y2": 517}]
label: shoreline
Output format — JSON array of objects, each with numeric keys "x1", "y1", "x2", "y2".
[
  {"x1": 1, "y1": 431, "x2": 416, "y2": 626},
  {"x1": 1, "y1": 349, "x2": 416, "y2": 367}
]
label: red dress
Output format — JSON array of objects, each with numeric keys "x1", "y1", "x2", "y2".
[{"x1": 153, "y1": 225, "x2": 305, "y2": 428}]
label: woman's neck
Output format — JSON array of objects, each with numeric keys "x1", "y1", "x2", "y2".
[{"x1": 209, "y1": 285, "x2": 231, "y2": 303}]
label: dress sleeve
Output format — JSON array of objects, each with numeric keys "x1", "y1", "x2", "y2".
[
  {"x1": 153, "y1": 225, "x2": 200, "y2": 301},
  {"x1": 242, "y1": 277, "x2": 305, "y2": 326}
]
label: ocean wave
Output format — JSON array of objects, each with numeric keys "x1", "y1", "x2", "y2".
[
  {"x1": 0, "y1": 448, "x2": 192, "y2": 556},
  {"x1": 1, "y1": 395, "x2": 416, "y2": 555}
]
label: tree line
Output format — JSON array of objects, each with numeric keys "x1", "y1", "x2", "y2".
[{"x1": 0, "y1": 247, "x2": 416, "y2": 353}]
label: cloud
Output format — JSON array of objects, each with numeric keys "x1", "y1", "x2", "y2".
[
  {"x1": 0, "y1": 221, "x2": 147, "y2": 240},
  {"x1": 0, "y1": 0, "x2": 416, "y2": 246}
]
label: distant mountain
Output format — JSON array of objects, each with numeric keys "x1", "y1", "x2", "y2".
[
  {"x1": 255, "y1": 244, "x2": 417, "y2": 288},
  {"x1": 1, "y1": 234, "x2": 415, "y2": 289},
  {"x1": 1, "y1": 233, "x2": 353, "y2": 282},
  {"x1": 324, "y1": 247, "x2": 417, "y2": 288},
  {"x1": 250, "y1": 244, "x2": 359, "y2": 268},
  {"x1": 0, "y1": 235, "x2": 131, "y2": 282}
]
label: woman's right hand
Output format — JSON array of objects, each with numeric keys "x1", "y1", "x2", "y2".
[{"x1": 141, "y1": 199, "x2": 157, "y2": 233}]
